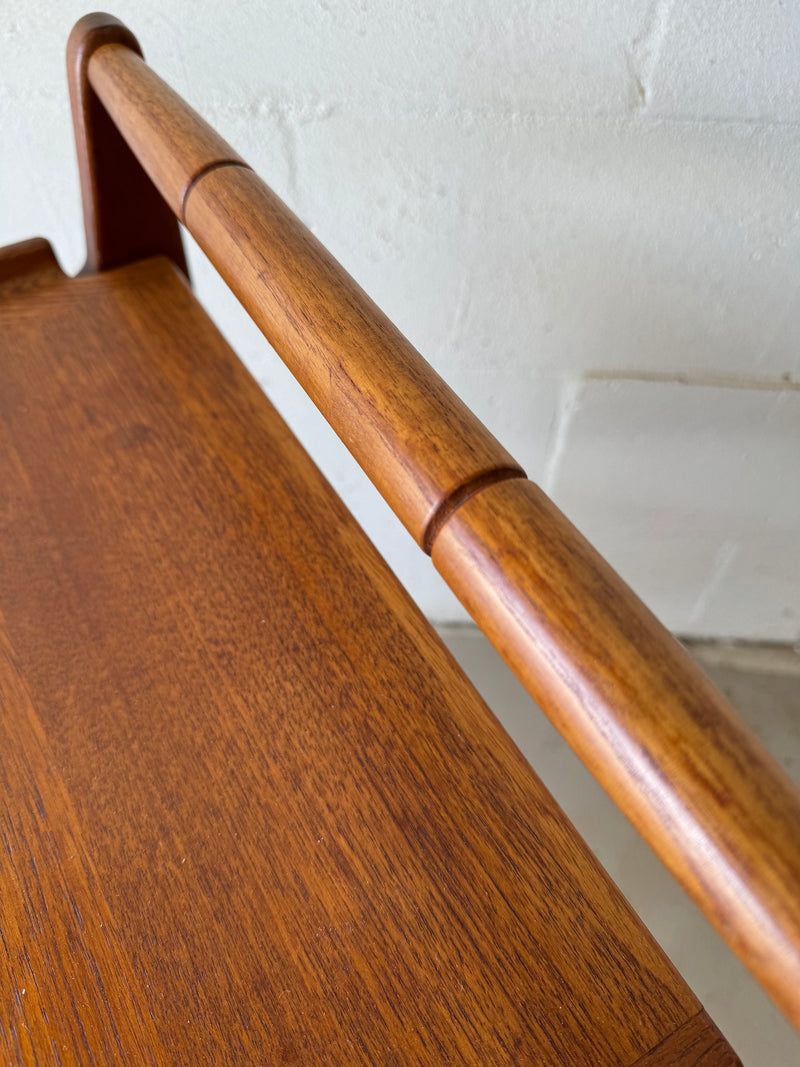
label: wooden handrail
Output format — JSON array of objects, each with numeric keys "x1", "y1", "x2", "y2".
[
  {"x1": 84, "y1": 38, "x2": 524, "y2": 548},
  {"x1": 75, "y1": 15, "x2": 800, "y2": 1029}
]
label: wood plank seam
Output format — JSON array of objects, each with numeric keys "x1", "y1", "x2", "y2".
[{"x1": 626, "y1": 1010, "x2": 743, "y2": 1066}]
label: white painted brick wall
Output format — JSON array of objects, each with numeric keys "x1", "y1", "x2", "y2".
[{"x1": 2, "y1": 2, "x2": 798, "y2": 638}]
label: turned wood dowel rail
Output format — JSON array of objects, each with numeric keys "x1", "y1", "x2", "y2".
[
  {"x1": 79, "y1": 15, "x2": 800, "y2": 1029},
  {"x1": 84, "y1": 30, "x2": 523, "y2": 547}
]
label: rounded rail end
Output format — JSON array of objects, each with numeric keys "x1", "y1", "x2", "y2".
[
  {"x1": 68, "y1": 14, "x2": 142, "y2": 77},
  {"x1": 66, "y1": 12, "x2": 187, "y2": 276}
]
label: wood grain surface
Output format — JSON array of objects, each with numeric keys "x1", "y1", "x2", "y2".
[
  {"x1": 88, "y1": 40, "x2": 246, "y2": 221},
  {"x1": 0, "y1": 237, "x2": 61, "y2": 286},
  {"x1": 79, "y1": 22, "x2": 800, "y2": 1033},
  {"x1": 181, "y1": 165, "x2": 524, "y2": 547},
  {"x1": 67, "y1": 14, "x2": 186, "y2": 274},
  {"x1": 431, "y1": 477, "x2": 800, "y2": 1031},
  {"x1": 86, "y1": 47, "x2": 525, "y2": 550},
  {"x1": 0, "y1": 251, "x2": 739, "y2": 1064},
  {"x1": 629, "y1": 1011, "x2": 742, "y2": 1066}
]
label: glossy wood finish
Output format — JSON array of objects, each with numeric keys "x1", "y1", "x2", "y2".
[
  {"x1": 67, "y1": 14, "x2": 186, "y2": 274},
  {"x1": 0, "y1": 252, "x2": 738, "y2": 1064},
  {"x1": 182, "y1": 166, "x2": 525, "y2": 546},
  {"x1": 432, "y1": 477, "x2": 800, "y2": 1029},
  {"x1": 87, "y1": 55, "x2": 524, "y2": 549},
  {"x1": 88, "y1": 41, "x2": 246, "y2": 221},
  {"x1": 81, "y1": 21, "x2": 800, "y2": 1030}
]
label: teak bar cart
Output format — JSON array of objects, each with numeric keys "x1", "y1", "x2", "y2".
[{"x1": 1, "y1": 13, "x2": 798, "y2": 1064}]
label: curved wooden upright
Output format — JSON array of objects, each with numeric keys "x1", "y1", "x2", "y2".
[
  {"x1": 78, "y1": 13, "x2": 800, "y2": 1031},
  {"x1": 67, "y1": 13, "x2": 186, "y2": 274}
]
